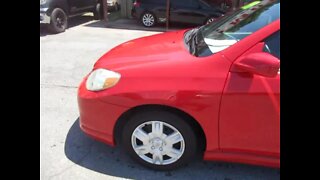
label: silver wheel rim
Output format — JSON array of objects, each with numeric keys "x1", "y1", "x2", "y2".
[
  {"x1": 131, "y1": 121, "x2": 185, "y2": 165},
  {"x1": 206, "y1": 17, "x2": 215, "y2": 24},
  {"x1": 142, "y1": 13, "x2": 155, "y2": 27}
]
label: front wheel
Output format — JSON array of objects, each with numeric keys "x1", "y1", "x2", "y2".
[
  {"x1": 48, "y1": 8, "x2": 68, "y2": 34},
  {"x1": 121, "y1": 111, "x2": 198, "y2": 170}
]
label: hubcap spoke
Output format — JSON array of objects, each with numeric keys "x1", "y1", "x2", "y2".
[
  {"x1": 133, "y1": 128, "x2": 149, "y2": 144},
  {"x1": 166, "y1": 147, "x2": 181, "y2": 159},
  {"x1": 152, "y1": 152, "x2": 163, "y2": 165},
  {"x1": 165, "y1": 131, "x2": 183, "y2": 145},
  {"x1": 134, "y1": 145, "x2": 149, "y2": 155},
  {"x1": 152, "y1": 121, "x2": 163, "y2": 136}
]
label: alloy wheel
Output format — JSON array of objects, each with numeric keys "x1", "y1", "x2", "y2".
[{"x1": 142, "y1": 13, "x2": 155, "y2": 27}]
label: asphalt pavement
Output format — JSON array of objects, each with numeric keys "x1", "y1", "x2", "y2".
[{"x1": 40, "y1": 15, "x2": 280, "y2": 180}]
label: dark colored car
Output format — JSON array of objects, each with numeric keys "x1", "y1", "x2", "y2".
[
  {"x1": 40, "y1": 0, "x2": 102, "y2": 33},
  {"x1": 131, "y1": 0, "x2": 225, "y2": 27}
]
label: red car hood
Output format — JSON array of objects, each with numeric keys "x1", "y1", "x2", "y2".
[{"x1": 93, "y1": 30, "x2": 188, "y2": 71}]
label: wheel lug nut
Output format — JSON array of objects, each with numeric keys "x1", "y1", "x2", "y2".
[
  {"x1": 159, "y1": 147, "x2": 163, "y2": 151},
  {"x1": 151, "y1": 146, "x2": 155, "y2": 149}
]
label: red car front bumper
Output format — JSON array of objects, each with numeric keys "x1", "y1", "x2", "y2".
[{"x1": 77, "y1": 79, "x2": 129, "y2": 146}]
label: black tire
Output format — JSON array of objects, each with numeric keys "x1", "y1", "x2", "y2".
[
  {"x1": 48, "y1": 8, "x2": 68, "y2": 34},
  {"x1": 140, "y1": 12, "x2": 157, "y2": 27},
  {"x1": 93, "y1": 2, "x2": 103, "y2": 20},
  {"x1": 121, "y1": 110, "x2": 198, "y2": 170}
]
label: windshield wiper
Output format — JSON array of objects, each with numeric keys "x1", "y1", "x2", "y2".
[
  {"x1": 190, "y1": 32, "x2": 198, "y2": 56},
  {"x1": 186, "y1": 27, "x2": 201, "y2": 56},
  {"x1": 186, "y1": 28, "x2": 199, "y2": 44}
]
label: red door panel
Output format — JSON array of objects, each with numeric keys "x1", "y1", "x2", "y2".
[
  {"x1": 219, "y1": 23, "x2": 280, "y2": 157},
  {"x1": 220, "y1": 72, "x2": 279, "y2": 157}
]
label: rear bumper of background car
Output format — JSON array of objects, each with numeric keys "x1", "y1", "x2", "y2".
[{"x1": 40, "y1": 8, "x2": 50, "y2": 24}]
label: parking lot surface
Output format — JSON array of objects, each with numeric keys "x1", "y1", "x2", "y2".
[{"x1": 40, "y1": 16, "x2": 280, "y2": 180}]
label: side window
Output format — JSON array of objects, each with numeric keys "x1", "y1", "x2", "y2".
[
  {"x1": 171, "y1": 0, "x2": 198, "y2": 8},
  {"x1": 190, "y1": 0, "x2": 200, "y2": 7},
  {"x1": 263, "y1": 31, "x2": 280, "y2": 59},
  {"x1": 171, "y1": 0, "x2": 183, "y2": 6},
  {"x1": 144, "y1": 0, "x2": 165, "y2": 5}
]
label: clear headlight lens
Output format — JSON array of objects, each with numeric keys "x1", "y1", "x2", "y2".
[
  {"x1": 86, "y1": 69, "x2": 121, "y2": 91},
  {"x1": 40, "y1": 0, "x2": 46, "y2": 5}
]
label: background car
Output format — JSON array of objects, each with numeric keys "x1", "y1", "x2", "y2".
[
  {"x1": 78, "y1": 0, "x2": 280, "y2": 170},
  {"x1": 131, "y1": 0, "x2": 225, "y2": 27},
  {"x1": 40, "y1": 0, "x2": 102, "y2": 33}
]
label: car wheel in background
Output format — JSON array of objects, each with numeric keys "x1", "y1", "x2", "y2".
[
  {"x1": 93, "y1": 2, "x2": 103, "y2": 20},
  {"x1": 205, "y1": 17, "x2": 216, "y2": 25},
  {"x1": 48, "y1": 8, "x2": 68, "y2": 34},
  {"x1": 141, "y1": 12, "x2": 156, "y2": 27},
  {"x1": 121, "y1": 110, "x2": 198, "y2": 170}
]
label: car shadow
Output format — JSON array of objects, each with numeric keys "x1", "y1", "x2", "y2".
[
  {"x1": 65, "y1": 118, "x2": 280, "y2": 179},
  {"x1": 40, "y1": 14, "x2": 95, "y2": 37},
  {"x1": 41, "y1": 15, "x2": 201, "y2": 36},
  {"x1": 84, "y1": 18, "x2": 197, "y2": 32}
]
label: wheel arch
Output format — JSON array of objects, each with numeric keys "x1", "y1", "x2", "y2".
[
  {"x1": 114, "y1": 104, "x2": 207, "y2": 152},
  {"x1": 47, "y1": 0, "x2": 70, "y2": 16}
]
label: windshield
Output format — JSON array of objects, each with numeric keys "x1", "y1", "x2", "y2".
[{"x1": 185, "y1": 0, "x2": 280, "y2": 57}]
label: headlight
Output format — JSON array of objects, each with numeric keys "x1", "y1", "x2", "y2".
[
  {"x1": 86, "y1": 69, "x2": 121, "y2": 91},
  {"x1": 40, "y1": 0, "x2": 46, "y2": 5}
]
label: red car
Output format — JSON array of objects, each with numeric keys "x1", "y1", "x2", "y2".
[{"x1": 78, "y1": 0, "x2": 280, "y2": 170}]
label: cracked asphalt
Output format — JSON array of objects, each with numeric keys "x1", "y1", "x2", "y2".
[{"x1": 40, "y1": 16, "x2": 280, "y2": 180}]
